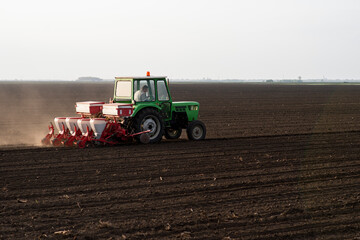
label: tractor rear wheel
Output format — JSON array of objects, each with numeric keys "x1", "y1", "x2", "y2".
[
  {"x1": 133, "y1": 108, "x2": 164, "y2": 143},
  {"x1": 164, "y1": 127, "x2": 182, "y2": 139},
  {"x1": 186, "y1": 120, "x2": 206, "y2": 140}
]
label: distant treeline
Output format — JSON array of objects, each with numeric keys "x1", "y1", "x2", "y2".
[{"x1": 76, "y1": 77, "x2": 103, "y2": 82}]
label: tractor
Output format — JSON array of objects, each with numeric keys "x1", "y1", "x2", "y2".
[{"x1": 42, "y1": 72, "x2": 206, "y2": 147}]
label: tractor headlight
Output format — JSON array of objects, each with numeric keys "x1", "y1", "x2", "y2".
[{"x1": 189, "y1": 105, "x2": 198, "y2": 111}]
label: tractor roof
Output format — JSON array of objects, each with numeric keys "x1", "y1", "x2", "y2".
[{"x1": 115, "y1": 76, "x2": 167, "y2": 80}]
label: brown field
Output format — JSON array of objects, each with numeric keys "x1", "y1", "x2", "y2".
[{"x1": 1, "y1": 82, "x2": 360, "y2": 239}]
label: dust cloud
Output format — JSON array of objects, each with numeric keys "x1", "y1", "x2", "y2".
[{"x1": 0, "y1": 81, "x2": 113, "y2": 147}]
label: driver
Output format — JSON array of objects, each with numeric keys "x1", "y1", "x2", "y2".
[{"x1": 134, "y1": 85, "x2": 150, "y2": 101}]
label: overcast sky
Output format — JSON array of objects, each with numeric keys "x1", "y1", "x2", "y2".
[{"x1": 1, "y1": 0, "x2": 360, "y2": 80}]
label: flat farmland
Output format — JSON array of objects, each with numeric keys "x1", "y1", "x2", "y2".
[{"x1": 1, "y1": 82, "x2": 360, "y2": 239}]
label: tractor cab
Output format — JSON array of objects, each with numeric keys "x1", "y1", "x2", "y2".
[{"x1": 114, "y1": 76, "x2": 172, "y2": 121}]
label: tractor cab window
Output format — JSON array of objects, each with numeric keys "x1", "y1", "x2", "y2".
[
  {"x1": 115, "y1": 80, "x2": 132, "y2": 100},
  {"x1": 157, "y1": 80, "x2": 169, "y2": 101},
  {"x1": 133, "y1": 80, "x2": 155, "y2": 102}
]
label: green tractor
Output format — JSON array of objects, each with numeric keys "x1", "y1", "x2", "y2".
[{"x1": 113, "y1": 73, "x2": 206, "y2": 143}]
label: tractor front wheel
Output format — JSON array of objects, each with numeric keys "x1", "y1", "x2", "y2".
[
  {"x1": 164, "y1": 127, "x2": 182, "y2": 139},
  {"x1": 133, "y1": 108, "x2": 164, "y2": 143},
  {"x1": 186, "y1": 120, "x2": 206, "y2": 140}
]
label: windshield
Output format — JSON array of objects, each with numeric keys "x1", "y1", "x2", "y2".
[{"x1": 115, "y1": 81, "x2": 132, "y2": 100}]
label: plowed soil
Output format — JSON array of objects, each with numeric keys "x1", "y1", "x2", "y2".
[{"x1": 1, "y1": 82, "x2": 360, "y2": 239}]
